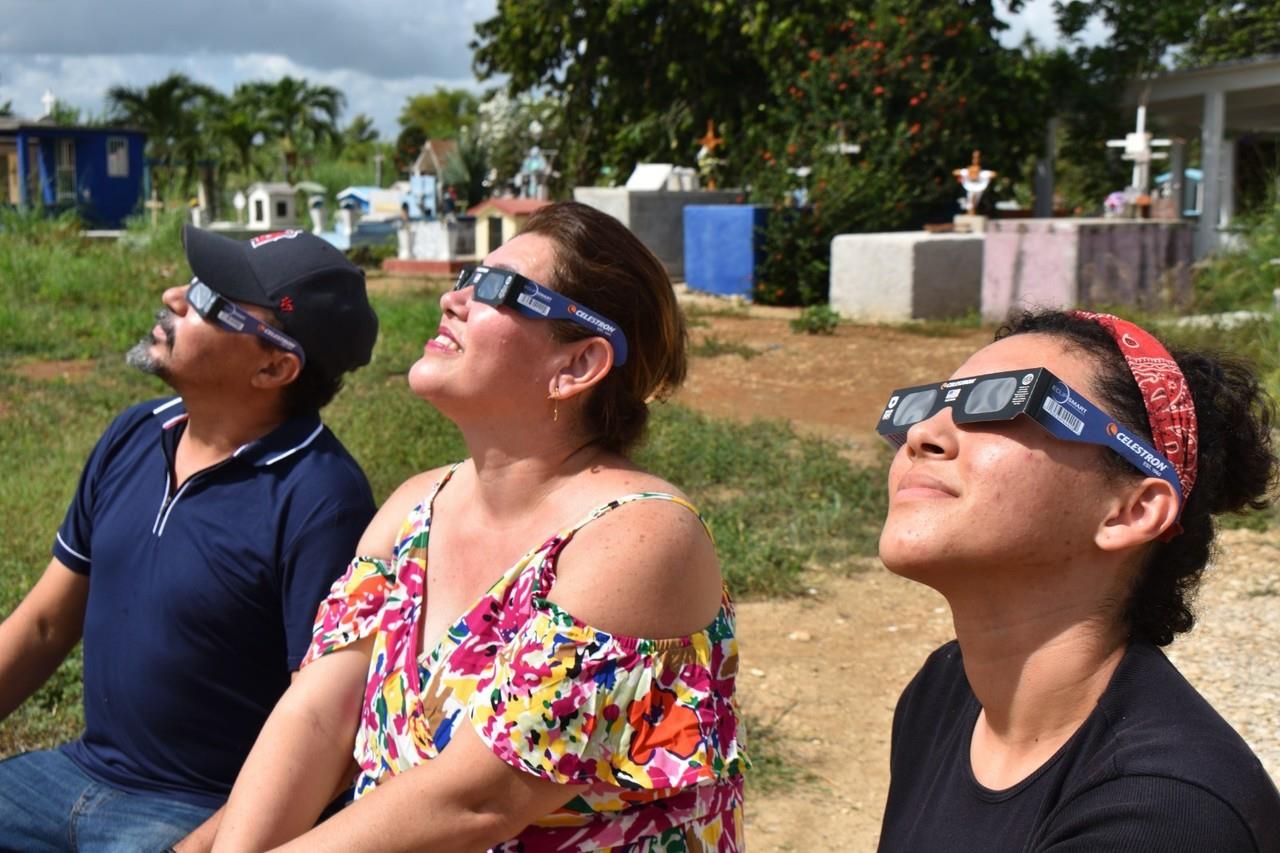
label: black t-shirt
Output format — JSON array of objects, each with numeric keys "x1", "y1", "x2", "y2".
[{"x1": 879, "y1": 640, "x2": 1280, "y2": 852}]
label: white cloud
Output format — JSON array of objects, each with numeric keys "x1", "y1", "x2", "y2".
[
  {"x1": 996, "y1": 0, "x2": 1111, "y2": 49},
  {"x1": 0, "y1": 0, "x2": 498, "y2": 136}
]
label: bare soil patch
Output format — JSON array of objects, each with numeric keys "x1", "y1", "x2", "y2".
[{"x1": 9, "y1": 358, "x2": 97, "y2": 382}]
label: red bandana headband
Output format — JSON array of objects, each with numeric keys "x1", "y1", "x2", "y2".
[{"x1": 1072, "y1": 312, "x2": 1198, "y2": 512}]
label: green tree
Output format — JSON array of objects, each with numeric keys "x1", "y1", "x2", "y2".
[
  {"x1": 1055, "y1": 0, "x2": 1278, "y2": 72},
  {"x1": 1184, "y1": 3, "x2": 1280, "y2": 66},
  {"x1": 442, "y1": 127, "x2": 490, "y2": 207},
  {"x1": 473, "y1": 0, "x2": 843, "y2": 192},
  {"x1": 0, "y1": 100, "x2": 13, "y2": 117},
  {"x1": 342, "y1": 114, "x2": 379, "y2": 150},
  {"x1": 206, "y1": 83, "x2": 271, "y2": 185},
  {"x1": 107, "y1": 72, "x2": 221, "y2": 198},
  {"x1": 251, "y1": 76, "x2": 345, "y2": 182},
  {"x1": 473, "y1": 92, "x2": 560, "y2": 195},
  {"x1": 748, "y1": 0, "x2": 1051, "y2": 304},
  {"x1": 395, "y1": 87, "x2": 480, "y2": 173}
]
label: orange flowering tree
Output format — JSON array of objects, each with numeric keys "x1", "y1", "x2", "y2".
[{"x1": 748, "y1": 1, "x2": 1050, "y2": 304}]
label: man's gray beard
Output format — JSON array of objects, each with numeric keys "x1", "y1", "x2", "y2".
[
  {"x1": 124, "y1": 338, "x2": 164, "y2": 375},
  {"x1": 125, "y1": 310, "x2": 174, "y2": 377}
]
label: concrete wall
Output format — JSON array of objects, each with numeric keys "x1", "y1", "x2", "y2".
[
  {"x1": 982, "y1": 219, "x2": 1194, "y2": 322},
  {"x1": 573, "y1": 187, "x2": 742, "y2": 279},
  {"x1": 829, "y1": 232, "x2": 983, "y2": 322}
]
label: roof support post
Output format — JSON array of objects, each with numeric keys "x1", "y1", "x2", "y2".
[{"x1": 1196, "y1": 89, "x2": 1225, "y2": 258}]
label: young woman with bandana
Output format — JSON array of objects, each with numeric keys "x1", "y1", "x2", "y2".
[
  {"x1": 206, "y1": 202, "x2": 746, "y2": 852},
  {"x1": 876, "y1": 311, "x2": 1280, "y2": 851}
]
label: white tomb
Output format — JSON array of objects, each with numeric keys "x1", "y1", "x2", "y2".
[
  {"x1": 829, "y1": 232, "x2": 984, "y2": 322},
  {"x1": 246, "y1": 182, "x2": 298, "y2": 229}
]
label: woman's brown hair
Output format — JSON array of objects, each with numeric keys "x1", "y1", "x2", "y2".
[{"x1": 520, "y1": 201, "x2": 688, "y2": 455}]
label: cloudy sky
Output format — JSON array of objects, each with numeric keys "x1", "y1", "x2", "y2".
[{"x1": 1, "y1": 0, "x2": 1100, "y2": 139}]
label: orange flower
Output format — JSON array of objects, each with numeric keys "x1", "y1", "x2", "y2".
[
  {"x1": 628, "y1": 686, "x2": 701, "y2": 765},
  {"x1": 873, "y1": 85, "x2": 885, "y2": 96}
]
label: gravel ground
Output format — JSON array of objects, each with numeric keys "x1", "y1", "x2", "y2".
[{"x1": 1166, "y1": 526, "x2": 1280, "y2": 782}]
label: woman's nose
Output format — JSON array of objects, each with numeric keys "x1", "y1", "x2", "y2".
[
  {"x1": 441, "y1": 284, "x2": 471, "y2": 314},
  {"x1": 905, "y1": 406, "x2": 958, "y2": 460}
]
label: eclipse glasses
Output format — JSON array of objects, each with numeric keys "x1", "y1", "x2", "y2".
[
  {"x1": 187, "y1": 278, "x2": 306, "y2": 366},
  {"x1": 454, "y1": 264, "x2": 629, "y2": 366},
  {"x1": 876, "y1": 367, "x2": 1183, "y2": 511}
]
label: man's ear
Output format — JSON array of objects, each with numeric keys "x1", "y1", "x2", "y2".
[
  {"x1": 252, "y1": 351, "x2": 303, "y2": 391},
  {"x1": 549, "y1": 337, "x2": 613, "y2": 401},
  {"x1": 1095, "y1": 477, "x2": 1181, "y2": 551}
]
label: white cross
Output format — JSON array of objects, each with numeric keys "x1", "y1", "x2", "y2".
[{"x1": 1107, "y1": 105, "x2": 1171, "y2": 195}]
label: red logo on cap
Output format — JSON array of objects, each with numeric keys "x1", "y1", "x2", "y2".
[
  {"x1": 279, "y1": 296, "x2": 295, "y2": 313},
  {"x1": 249, "y1": 230, "x2": 303, "y2": 248}
]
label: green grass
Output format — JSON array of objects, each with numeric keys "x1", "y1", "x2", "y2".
[
  {"x1": 690, "y1": 335, "x2": 760, "y2": 360},
  {"x1": 742, "y1": 706, "x2": 817, "y2": 794},
  {"x1": 893, "y1": 308, "x2": 985, "y2": 338},
  {"x1": 682, "y1": 301, "x2": 749, "y2": 321},
  {"x1": 1190, "y1": 196, "x2": 1280, "y2": 314},
  {"x1": 0, "y1": 211, "x2": 890, "y2": 754}
]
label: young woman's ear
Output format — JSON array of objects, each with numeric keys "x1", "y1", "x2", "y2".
[{"x1": 1095, "y1": 477, "x2": 1181, "y2": 552}]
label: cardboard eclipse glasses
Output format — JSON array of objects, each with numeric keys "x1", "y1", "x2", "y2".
[
  {"x1": 454, "y1": 264, "x2": 629, "y2": 366},
  {"x1": 187, "y1": 278, "x2": 307, "y2": 366},
  {"x1": 876, "y1": 367, "x2": 1183, "y2": 513}
]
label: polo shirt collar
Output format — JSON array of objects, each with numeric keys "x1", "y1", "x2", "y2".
[{"x1": 151, "y1": 397, "x2": 325, "y2": 468}]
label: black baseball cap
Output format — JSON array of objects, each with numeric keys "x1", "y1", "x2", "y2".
[{"x1": 182, "y1": 225, "x2": 378, "y2": 380}]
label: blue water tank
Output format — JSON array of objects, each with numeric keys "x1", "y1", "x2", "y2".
[{"x1": 683, "y1": 205, "x2": 769, "y2": 298}]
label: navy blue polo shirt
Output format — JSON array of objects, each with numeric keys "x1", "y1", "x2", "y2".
[{"x1": 52, "y1": 397, "x2": 376, "y2": 808}]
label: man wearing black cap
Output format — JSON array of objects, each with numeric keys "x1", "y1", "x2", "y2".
[{"x1": 0, "y1": 227, "x2": 379, "y2": 849}]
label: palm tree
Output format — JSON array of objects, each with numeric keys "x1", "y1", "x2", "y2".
[
  {"x1": 107, "y1": 72, "x2": 220, "y2": 199},
  {"x1": 256, "y1": 76, "x2": 345, "y2": 182},
  {"x1": 208, "y1": 83, "x2": 271, "y2": 183}
]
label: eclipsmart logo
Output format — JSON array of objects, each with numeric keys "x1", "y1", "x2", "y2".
[{"x1": 1107, "y1": 422, "x2": 1119, "y2": 436}]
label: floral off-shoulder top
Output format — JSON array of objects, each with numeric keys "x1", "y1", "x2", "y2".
[{"x1": 301, "y1": 464, "x2": 747, "y2": 852}]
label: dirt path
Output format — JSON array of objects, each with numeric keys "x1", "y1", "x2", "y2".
[{"x1": 676, "y1": 298, "x2": 1280, "y2": 850}]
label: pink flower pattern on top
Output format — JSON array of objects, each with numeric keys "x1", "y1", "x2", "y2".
[{"x1": 302, "y1": 464, "x2": 747, "y2": 851}]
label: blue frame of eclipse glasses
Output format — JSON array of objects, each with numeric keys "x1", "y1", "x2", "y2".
[
  {"x1": 876, "y1": 367, "x2": 1184, "y2": 515},
  {"x1": 454, "y1": 264, "x2": 629, "y2": 366},
  {"x1": 187, "y1": 278, "x2": 307, "y2": 366}
]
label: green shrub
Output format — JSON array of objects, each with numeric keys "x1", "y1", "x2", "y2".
[
  {"x1": 790, "y1": 304, "x2": 840, "y2": 335},
  {"x1": 1191, "y1": 193, "x2": 1280, "y2": 313}
]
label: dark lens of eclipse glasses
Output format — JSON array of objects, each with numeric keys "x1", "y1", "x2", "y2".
[
  {"x1": 893, "y1": 389, "x2": 937, "y2": 427},
  {"x1": 475, "y1": 271, "x2": 507, "y2": 302},
  {"x1": 187, "y1": 280, "x2": 216, "y2": 315},
  {"x1": 964, "y1": 376, "x2": 1018, "y2": 415},
  {"x1": 892, "y1": 376, "x2": 1021, "y2": 429}
]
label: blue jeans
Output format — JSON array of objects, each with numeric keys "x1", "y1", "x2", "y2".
[{"x1": 0, "y1": 749, "x2": 216, "y2": 853}]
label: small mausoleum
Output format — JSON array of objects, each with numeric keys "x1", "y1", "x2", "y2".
[
  {"x1": 246, "y1": 182, "x2": 298, "y2": 229},
  {"x1": 0, "y1": 116, "x2": 146, "y2": 228},
  {"x1": 468, "y1": 197, "x2": 550, "y2": 253},
  {"x1": 336, "y1": 184, "x2": 411, "y2": 220}
]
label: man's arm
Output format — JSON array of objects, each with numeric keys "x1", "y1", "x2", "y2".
[{"x1": 0, "y1": 558, "x2": 89, "y2": 721}]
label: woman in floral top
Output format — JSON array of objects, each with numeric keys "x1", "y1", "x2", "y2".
[{"x1": 212, "y1": 202, "x2": 746, "y2": 852}]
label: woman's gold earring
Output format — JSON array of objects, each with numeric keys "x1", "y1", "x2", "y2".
[{"x1": 551, "y1": 385, "x2": 560, "y2": 422}]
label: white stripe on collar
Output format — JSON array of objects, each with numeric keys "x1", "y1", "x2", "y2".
[
  {"x1": 151, "y1": 397, "x2": 184, "y2": 415},
  {"x1": 261, "y1": 422, "x2": 325, "y2": 466}
]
